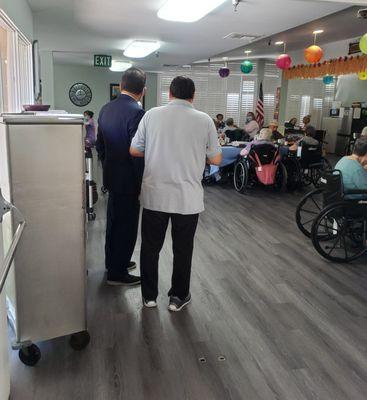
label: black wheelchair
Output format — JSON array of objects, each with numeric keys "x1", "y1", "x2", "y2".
[
  {"x1": 295, "y1": 169, "x2": 367, "y2": 262},
  {"x1": 233, "y1": 143, "x2": 287, "y2": 194},
  {"x1": 283, "y1": 142, "x2": 331, "y2": 190}
]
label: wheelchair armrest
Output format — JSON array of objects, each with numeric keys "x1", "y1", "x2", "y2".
[{"x1": 345, "y1": 189, "x2": 367, "y2": 195}]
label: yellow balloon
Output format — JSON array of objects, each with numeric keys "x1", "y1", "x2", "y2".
[
  {"x1": 358, "y1": 71, "x2": 367, "y2": 81},
  {"x1": 359, "y1": 33, "x2": 367, "y2": 55}
]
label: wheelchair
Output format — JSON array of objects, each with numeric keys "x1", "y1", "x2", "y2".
[
  {"x1": 298, "y1": 142, "x2": 332, "y2": 187},
  {"x1": 233, "y1": 143, "x2": 287, "y2": 194},
  {"x1": 295, "y1": 169, "x2": 367, "y2": 262}
]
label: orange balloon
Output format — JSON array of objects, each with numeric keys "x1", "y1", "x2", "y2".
[{"x1": 304, "y1": 45, "x2": 324, "y2": 64}]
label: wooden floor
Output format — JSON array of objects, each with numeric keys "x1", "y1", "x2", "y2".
[{"x1": 9, "y1": 175, "x2": 367, "y2": 399}]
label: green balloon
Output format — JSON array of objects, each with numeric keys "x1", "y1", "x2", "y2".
[
  {"x1": 360, "y1": 33, "x2": 367, "y2": 55},
  {"x1": 241, "y1": 60, "x2": 253, "y2": 74}
]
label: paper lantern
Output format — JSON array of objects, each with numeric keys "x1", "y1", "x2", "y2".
[
  {"x1": 359, "y1": 34, "x2": 367, "y2": 55},
  {"x1": 276, "y1": 54, "x2": 292, "y2": 70},
  {"x1": 304, "y1": 45, "x2": 324, "y2": 64},
  {"x1": 358, "y1": 71, "x2": 367, "y2": 81},
  {"x1": 240, "y1": 60, "x2": 253, "y2": 74},
  {"x1": 322, "y1": 75, "x2": 334, "y2": 85},
  {"x1": 219, "y1": 67, "x2": 230, "y2": 78}
]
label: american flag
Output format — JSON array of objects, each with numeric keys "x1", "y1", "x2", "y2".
[{"x1": 255, "y1": 82, "x2": 264, "y2": 128}]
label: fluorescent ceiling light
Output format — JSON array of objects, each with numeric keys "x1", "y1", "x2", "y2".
[
  {"x1": 109, "y1": 61, "x2": 132, "y2": 72},
  {"x1": 158, "y1": 0, "x2": 227, "y2": 23},
  {"x1": 123, "y1": 41, "x2": 160, "y2": 58},
  {"x1": 313, "y1": 30, "x2": 324, "y2": 35},
  {"x1": 275, "y1": 41, "x2": 284, "y2": 46}
]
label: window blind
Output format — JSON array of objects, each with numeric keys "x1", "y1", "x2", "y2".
[
  {"x1": 0, "y1": 11, "x2": 33, "y2": 113},
  {"x1": 157, "y1": 61, "x2": 259, "y2": 127},
  {"x1": 285, "y1": 78, "x2": 337, "y2": 129}
]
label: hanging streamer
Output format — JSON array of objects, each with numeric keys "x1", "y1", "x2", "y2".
[{"x1": 284, "y1": 55, "x2": 367, "y2": 80}]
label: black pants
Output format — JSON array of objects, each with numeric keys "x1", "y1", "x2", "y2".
[
  {"x1": 105, "y1": 192, "x2": 140, "y2": 278},
  {"x1": 140, "y1": 209, "x2": 199, "y2": 301}
]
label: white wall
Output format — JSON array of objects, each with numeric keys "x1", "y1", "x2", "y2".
[
  {"x1": 0, "y1": 0, "x2": 33, "y2": 39},
  {"x1": 53, "y1": 63, "x2": 158, "y2": 117},
  {"x1": 336, "y1": 74, "x2": 367, "y2": 106}
]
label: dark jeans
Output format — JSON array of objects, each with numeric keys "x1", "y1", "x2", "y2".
[
  {"x1": 105, "y1": 192, "x2": 140, "y2": 279},
  {"x1": 140, "y1": 209, "x2": 199, "y2": 301}
]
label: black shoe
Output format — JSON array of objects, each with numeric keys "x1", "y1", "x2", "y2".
[
  {"x1": 168, "y1": 293, "x2": 191, "y2": 312},
  {"x1": 107, "y1": 274, "x2": 141, "y2": 286}
]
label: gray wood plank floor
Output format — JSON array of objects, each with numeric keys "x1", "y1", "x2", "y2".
[{"x1": 9, "y1": 168, "x2": 367, "y2": 400}]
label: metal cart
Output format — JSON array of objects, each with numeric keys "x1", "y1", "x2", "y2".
[
  {"x1": 0, "y1": 114, "x2": 90, "y2": 366},
  {"x1": 0, "y1": 190, "x2": 25, "y2": 398},
  {"x1": 85, "y1": 148, "x2": 98, "y2": 221}
]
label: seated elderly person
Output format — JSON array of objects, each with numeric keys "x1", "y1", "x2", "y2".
[
  {"x1": 335, "y1": 137, "x2": 367, "y2": 199},
  {"x1": 361, "y1": 126, "x2": 367, "y2": 137},
  {"x1": 289, "y1": 125, "x2": 319, "y2": 151},
  {"x1": 285, "y1": 117, "x2": 297, "y2": 129},
  {"x1": 302, "y1": 115, "x2": 316, "y2": 136},
  {"x1": 240, "y1": 128, "x2": 275, "y2": 156},
  {"x1": 269, "y1": 120, "x2": 283, "y2": 141},
  {"x1": 223, "y1": 118, "x2": 238, "y2": 133}
]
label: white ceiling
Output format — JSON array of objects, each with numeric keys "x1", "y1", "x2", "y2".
[
  {"x1": 29, "y1": 0, "x2": 353, "y2": 71},
  {"x1": 213, "y1": 6, "x2": 367, "y2": 62}
]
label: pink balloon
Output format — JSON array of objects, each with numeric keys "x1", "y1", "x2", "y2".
[{"x1": 276, "y1": 54, "x2": 292, "y2": 70}]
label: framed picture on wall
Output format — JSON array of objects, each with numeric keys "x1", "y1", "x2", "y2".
[{"x1": 110, "y1": 83, "x2": 120, "y2": 101}]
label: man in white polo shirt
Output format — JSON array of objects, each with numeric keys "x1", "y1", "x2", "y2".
[{"x1": 130, "y1": 76, "x2": 222, "y2": 312}]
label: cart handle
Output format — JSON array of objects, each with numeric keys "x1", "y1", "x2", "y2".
[{"x1": 0, "y1": 189, "x2": 26, "y2": 294}]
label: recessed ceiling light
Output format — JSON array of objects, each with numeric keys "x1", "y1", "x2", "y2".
[
  {"x1": 158, "y1": 0, "x2": 227, "y2": 23},
  {"x1": 275, "y1": 41, "x2": 284, "y2": 45},
  {"x1": 313, "y1": 30, "x2": 324, "y2": 35},
  {"x1": 109, "y1": 61, "x2": 132, "y2": 72},
  {"x1": 123, "y1": 41, "x2": 160, "y2": 58}
]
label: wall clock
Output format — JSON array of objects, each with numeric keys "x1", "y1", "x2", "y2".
[{"x1": 69, "y1": 83, "x2": 92, "y2": 107}]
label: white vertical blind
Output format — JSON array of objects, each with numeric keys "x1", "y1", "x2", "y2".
[
  {"x1": 284, "y1": 78, "x2": 337, "y2": 129},
  {"x1": 157, "y1": 61, "x2": 260, "y2": 127},
  {"x1": 0, "y1": 10, "x2": 33, "y2": 113}
]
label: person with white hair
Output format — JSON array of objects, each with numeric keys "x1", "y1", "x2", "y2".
[
  {"x1": 240, "y1": 128, "x2": 275, "y2": 156},
  {"x1": 361, "y1": 126, "x2": 367, "y2": 137}
]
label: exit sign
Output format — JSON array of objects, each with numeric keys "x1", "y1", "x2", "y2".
[{"x1": 94, "y1": 55, "x2": 112, "y2": 68}]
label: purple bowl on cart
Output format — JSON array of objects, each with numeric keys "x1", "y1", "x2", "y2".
[{"x1": 23, "y1": 105, "x2": 51, "y2": 112}]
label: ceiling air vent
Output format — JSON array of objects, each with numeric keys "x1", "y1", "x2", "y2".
[
  {"x1": 163, "y1": 64, "x2": 180, "y2": 67},
  {"x1": 223, "y1": 32, "x2": 261, "y2": 42}
]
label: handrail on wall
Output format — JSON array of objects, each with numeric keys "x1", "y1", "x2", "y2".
[{"x1": 0, "y1": 189, "x2": 25, "y2": 294}]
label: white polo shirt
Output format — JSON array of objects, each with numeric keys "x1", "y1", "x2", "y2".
[{"x1": 131, "y1": 99, "x2": 221, "y2": 215}]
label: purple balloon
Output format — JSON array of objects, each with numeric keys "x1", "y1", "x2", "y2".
[{"x1": 219, "y1": 67, "x2": 230, "y2": 78}]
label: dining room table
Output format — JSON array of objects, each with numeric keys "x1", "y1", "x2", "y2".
[{"x1": 209, "y1": 144, "x2": 248, "y2": 176}]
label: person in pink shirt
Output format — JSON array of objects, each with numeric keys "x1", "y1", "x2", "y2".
[{"x1": 243, "y1": 112, "x2": 259, "y2": 139}]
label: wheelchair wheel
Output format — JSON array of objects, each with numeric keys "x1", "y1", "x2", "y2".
[
  {"x1": 312, "y1": 157, "x2": 332, "y2": 188},
  {"x1": 233, "y1": 160, "x2": 248, "y2": 193},
  {"x1": 295, "y1": 188, "x2": 323, "y2": 237},
  {"x1": 311, "y1": 203, "x2": 367, "y2": 262},
  {"x1": 273, "y1": 162, "x2": 287, "y2": 192}
]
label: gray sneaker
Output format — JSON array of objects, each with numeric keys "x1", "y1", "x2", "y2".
[{"x1": 168, "y1": 294, "x2": 191, "y2": 312}]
